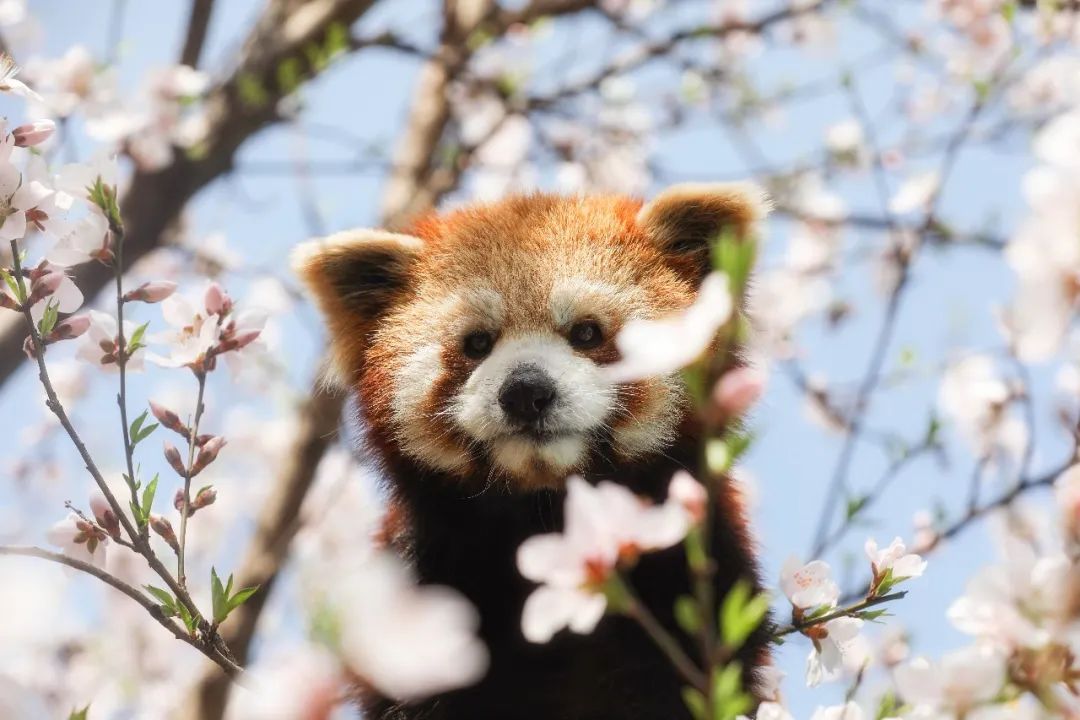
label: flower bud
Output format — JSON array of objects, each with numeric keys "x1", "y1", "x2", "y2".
[
  {"x1": 149, "y1": 400, "x2": 189, "y2": 437},
  {"x1": 163, "y1": 441, "x2": 187, "y2": 477},
  {"x1": 173, "y1": 488, "x2": 186, "y2": 514},
  {"x1": 191, "y1": 436, "x2": 226, "y2": 476},
  {"x1": 49, "y1": 314, "x2": 91, "y2": 341},
  {"x1": 0, "y1": 290, "x2": 16, "y2": 311},
  {"x1": 27, "y1": 270, "x2": 65, "y2": 304},
  {"x1": 712, "y1": 366, "x2": 766, "y2": 419},
  {"x1": 216, "y1": 328, "x2": 261, "y2": 354},
  {"x1": 149, "y1": 514, "x2": 179, "y2": 552},
  {"x1": 12, "y1": 119, "x2": 55, "y2": 147},
  {"x1": 192, "y1": 485, "x2": 216, "y2": 512},
  {"x1": 124, "y1": 280, "x2": 177, "y2": 304},
  {"x1": 21, "y1": 335, "x2": 35, "y2": 359},
  {"x1": 204, "y1": 282, "x2": 230, "y2": 316},
  {"x1": 90, "y1": 492, "x2": 121, "y2": 539}
]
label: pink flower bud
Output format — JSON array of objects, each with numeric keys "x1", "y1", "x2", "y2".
[
  {"x1": 216, "y1": 328, "x2": 261, "y2": 354},
  {"x1": 712, "y1": 366, "x2": 766, "y2": 418},
  {"x1": 49, "y1": 314, "x2": 91, "y2": 341},
  {"x1": 668, "y1": 471, "x2": 708, "y2": 525},
  {"x1": 163, "y1": 441, "x2": 187, "y2": 477},
  {"x1": 149, "y1": 514, "x2": 179, "y2": 552},
  {"x1": 27, "y1": 270, "x2": 65, "y2": 304},
  {"x1": 12, "y1": 119, "x2": 55, "y2": 147},
  {"x1": 191, "y1": 485, "x2": 217, "y2": 511},
  {"x1": 124, "y1": 280, "x2": 177, "y2": 304},
  {"x1": 204, "y1": 282, "x2": 230, "y2": 315},
  {"x1": 90, "y1": 492, "x2": 121, "y2": 538},
  {"x1": 173, "y1": 489, "x2": 186, "y2": 513},
  {"x1": 149, "y1": 400, "x2": 189, "y2": 437},
  {"x1": 0, "y1": 291, "x2": 16, "y2": 311},
  {"x1": 191, "y1": 435, "x2": 226, "y2": 476}
]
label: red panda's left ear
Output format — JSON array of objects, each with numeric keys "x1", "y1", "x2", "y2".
[
  {"x1": 291, "y1": 229, "x2": 424, "y2": 383},
  {"x1": 637, "y1": 182, "x2": 771, "y2": 281}
]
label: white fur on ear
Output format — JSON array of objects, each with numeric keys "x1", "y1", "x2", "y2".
[
  {"x1": 291, "y1": 228, "x2": 425, "y2": 385},
  {"x1": 637, "y1": 181, "x2": 772, "y2": 246}
]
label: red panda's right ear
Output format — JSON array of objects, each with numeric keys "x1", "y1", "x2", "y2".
[{"x1": 291, "y1": 230, "x2": 423, "y2": 378}]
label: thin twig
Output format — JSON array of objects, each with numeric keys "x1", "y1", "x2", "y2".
[
  {"x1": 0, "y1": 545, "x2": 243, "y2": 678},
  {"x1": 177, "y1": 369, "x2": 208, "y2": 588}
]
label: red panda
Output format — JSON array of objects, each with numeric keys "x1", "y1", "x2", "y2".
[{"x1": 292, "y1": 183, "x2": 771, "y2": 720}]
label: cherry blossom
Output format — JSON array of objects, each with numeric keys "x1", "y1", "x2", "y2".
[
  {"x1": 865, "y1": 537, "x2": 927, "y2": 584},
  {"x1": 947, "y1": 538, "x2": 1070, "y2": 651},
  {"x1": 604, "y1": 272, "x2": 733, "y2": 382},
  {"x1": 225, "y1": 646, "x2": 342, "y2": 720},
  {"x1": 517, "y1": 476, "x2": 692, "y2": 642},
  {"x1": 893, "y1": 645, "x2": 1007, "y2": 718},
  {"x1": 0, "y1": 54, "x2": 41, "y2": 101},
  {"x1": 713, "y1": 365, "x2": 767, "y2": 417},
  {"x1": 75, "y1": 310, "x2": 144, "y2": 371},
  {"x1": 46, "y1": 510, "x2": 108, "y2": 567},
  {"x1": 937, "y1": 354, "x2": 1024, "y2": 460},
  {"x1": 810, "y1": 702, "x2": 865, "y2": 720},
  {"x1": 46, "y1": 212, "x2": 110, "y2": 266},
  {"x1": 780, "y1": 557, "x2": 840, "y2": 611},
  {"x1": 738, "y1": 702, "x2": 795, "y2": 720},
  {"x1": 332, "y1": 551, "x2": 488, "y2": 701},
  {"x1": 888, "y1": 171, "x2": 940, "y2": 215},
  {"x1": 805, "y1": 615, "x2": 870, "y2": 687}
]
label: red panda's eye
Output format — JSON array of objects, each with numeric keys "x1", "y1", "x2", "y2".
[
  {"x1": 569, "y1": 320, "x2": 603, "y2": 350},
  {"x1": 463, "y1": 330, "x2": 494, "y2": 359}
]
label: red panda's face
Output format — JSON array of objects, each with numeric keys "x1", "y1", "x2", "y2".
[{"x1": 294, "y1": 184, "x2": 768, "y2": 490}]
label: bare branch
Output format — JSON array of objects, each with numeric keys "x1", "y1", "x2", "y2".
[{"x1": 180, "y1": 0, "x2": 216, "y2": 68}]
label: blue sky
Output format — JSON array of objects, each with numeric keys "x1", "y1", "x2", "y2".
[{"x1": 0, "y1": 1, "x2": 1066, "y2": 716}]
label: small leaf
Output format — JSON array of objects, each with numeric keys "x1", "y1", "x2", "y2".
[
  {"x1": 140, "y1": 474, "x2": 158, "y2": 523},
  {"x1": 674, "y1": 595, "x2": 702, "y2": 637},
  {"x1": 0, "y1": 266, "x2": 22, "y2": 302},
  {"x1": 228, "y1": 585, "x2": 259, "y2": 612},
  {"x1": 144, "y1": 585, "x2": 177, "y2": 616},
  {"x1": 38, "y1": 300, "x2": 58, "y2": 335},
  {"x1": 127, "y1": 321, "x2": 149, "y2": 353},
  {"x1": 845, "y1": 495, "x2": 868, "y2": 521},
  {"x1": 177, "y1": 600, "x2": 197, "y2": 633},
  {"x1": 681, "y1": 686, "x2": 707, "y2": 720},
  {"x1": 68, "y1": 707, "x2": 90, "y2": 720},
  {"x1": 211, "y1": 567, "x2": 227, "y2": 624},
  {"x1": 720, "y1": 580, "x2": 769, "y2": 649},
  {"x1": 134, "y1": 422, "x2": 159, "y2": 445}
]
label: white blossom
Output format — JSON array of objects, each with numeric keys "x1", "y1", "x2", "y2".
[{"x1": 893, "y1": 645, "x2": 1006, "y2": 718}]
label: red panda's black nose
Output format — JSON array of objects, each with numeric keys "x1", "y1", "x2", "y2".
[{"x1": 498, "y1": 364, "x2": 557, "y2": 425}]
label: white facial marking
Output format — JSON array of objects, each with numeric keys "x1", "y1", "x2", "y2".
[
  {"x1": 455, "y1": 334, "x2": 614, "y2": 474},
  {"x1": 392, "y1": 341, "x2": 469, "y2": 471},
  {"x1": 612, "y1": 374, "x2": 685, "y2": 459}
]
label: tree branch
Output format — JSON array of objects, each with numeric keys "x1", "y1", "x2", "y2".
[{"x1": 180, "y1": 0, "x2": 216, "y2": 68}]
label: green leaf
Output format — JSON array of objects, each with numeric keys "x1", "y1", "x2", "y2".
[
  {"x1": 228, "y1": 585, "x2": 259, "y2": 612},
  {"x1": 237, "y1": 72, "x2": 269, "y2": 109},
  {"x1": 719, "y1": 580, "x2": 769, "y2": 650},
  {"x1": 323, "y1": 22, "x2": 349, "y2": 59},
  {"x1": 857, "y1": 608, "x2": 893, "y2": 623},
  {"x1": 134, "y1": 421, "x2": 158, "y2": 445},
  {"x1": 177, "y1": 599, "x2": 198, "y2": 633},
  {"x1": 276, "y1": 57, "x2": 303, "y2": 95},
  {"x1": 144, "y1": 585, "x2": 177, "y2": 616},
  {"x1": 724, "y1": 430, "x2": 755, "y2": 467},
  {"x1": 211, "y1": 567, "x2": 228, "y2": 624},
  {"x1": 37, "y1": 300, "x2": 58, "y2": 335},
  {"x1": 674, "y1": 595, "x2": 702, "y2": 637},
  {"x1": 0, "y1": 266, "x2": 22, "y2": 302},
  {"x1": 711, "y1": 662, "x2": 751, "y2": 720},
  {"x1": 130, "y1": 410, "x2": 158, "y2": 446},
  {"x1": 127, "y1": 321, "x2": 149, "y2": 354},
  {"x1": 68, "y1": 707, "x2": 90, "y2": 720},
  {"x1": 845, "y1": 495, "x2": 868, "y2": 521},
  {"x1": 681, "y1": 686, "x2": 707, "y2": 720},
  {"x1": 139, "y1": 474, "x2": 158, "y2": 526}
]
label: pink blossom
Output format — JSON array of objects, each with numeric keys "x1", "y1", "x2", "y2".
[
  {"x1": 124, "y1": 280, "x2": 177, "y2": 304},
  {"x1": 713, "y1": 366, "x2": 767, "y2": 417},
  {"x1": 864, "y1": 536, "x2": 927, "y2": 583},
  {"x1": 805, "y1": 615, "x2": 869, "y2": 687},
  {"x1": 11, "y1": 118, "x2": 54, "y2": 147},
  {"x1": 47, "y1": 212, "x2": 110, "y2": 266},
  {"x1": 780, "y1": 557, "x2": 839, "y2": 610},
  {"x1": 75, "y1": 310, "x2": 144, "y2": 372},
  {"x1": 604, "y1": 272, "x2": 733, "y2": 382},
  {"x1": 516, "y1": 477, "x2": 691, "y2": 643},
  {"x1": 46, "y1": 511, "x2": 107, "y2": 567}
]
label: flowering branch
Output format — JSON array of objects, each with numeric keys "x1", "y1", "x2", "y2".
[{"x1": 773, "y1": 591, "x2": 907, "y2": 639}]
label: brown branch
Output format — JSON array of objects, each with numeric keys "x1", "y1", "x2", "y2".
[
  {"x1": 0, "y1": 0, "x2": 379, "y2": 390},
  {"x1": 0, "y1": 545, "x2": 243, "y2": 677},
  {"x1": 180, "y1": 0, "x2": 216, "y2": 68}
]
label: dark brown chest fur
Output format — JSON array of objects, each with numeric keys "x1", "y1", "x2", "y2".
[{"x1": 363, "y1": 429, "x2": 770, "y2": 720}]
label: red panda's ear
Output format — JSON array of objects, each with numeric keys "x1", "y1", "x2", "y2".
[
  {"x1": 291, "y1": 229, "x2": 423, "y2": 379},
  {"x1": 637, "y1": 182, "x2": 771, "y2": 281}
]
